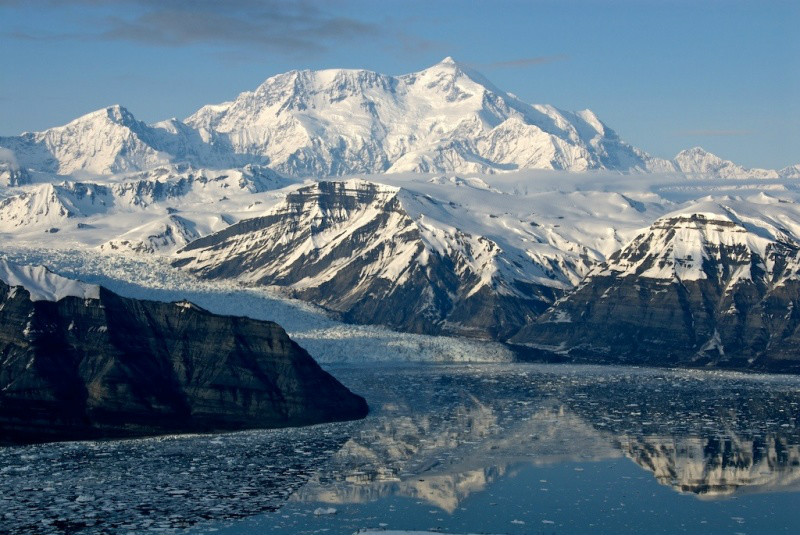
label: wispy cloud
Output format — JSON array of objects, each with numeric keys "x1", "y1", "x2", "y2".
[
  {"x1": 678, "y1": 129, "x2": 752, "y2": 137},
  {"x1": 2, "y1": 0, "x2": 399, "y2": 56},
  {"x1": 477, "y1": 55, "x2": 569, "y2": 70}
]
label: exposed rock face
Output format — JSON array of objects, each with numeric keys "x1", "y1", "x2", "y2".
[
  {"x1": 175, "y1": 179, "x2": 558, "y2": 339},
  {"x1": 512, "y1": 205, "x2": 800, "y2": 373},
  {"x1": 0, "y1": 274, "x2": 368, "y2": 444}
]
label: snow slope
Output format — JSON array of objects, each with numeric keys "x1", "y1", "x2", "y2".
[
  {"x1": 0, "y1": 258, "x2": 99, "y2": 301},
  {"x1": 594, "y1": 194, "x2": 800, "y2": 284},
  {"x1": 0, "y1": 105, "x2": 245, "y2": 178}
]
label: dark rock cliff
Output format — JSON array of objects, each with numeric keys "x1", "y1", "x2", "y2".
[{"x1": 0, "y1": 280, "x2": 368, "y2": 444}]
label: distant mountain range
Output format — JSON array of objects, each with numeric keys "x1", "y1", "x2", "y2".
[{"x1": 1, "y1": 58, "x2": 796, "y2": 180}]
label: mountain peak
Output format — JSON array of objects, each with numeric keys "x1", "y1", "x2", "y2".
[
  {"x1": 4, "y1": 60, "x2": 783, "y2": 180},
  {"x1": 423, "y1": 56, "x2": 477, "y2": 77},
  {"x1": 67, "y1": 104, "x2": 138, "y2": 129},
  {"x1": 407, "y1": 56, "x2": 505, "y2": 100},
  {"x1": 678, "y1": 146, "x2": 711, "y2": 157}
]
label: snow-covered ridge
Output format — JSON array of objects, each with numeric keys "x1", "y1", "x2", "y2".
[
  {"x1": 0, "y1": 164, "x2": 291, "y2": 253},
  {"x1": 172, "y1": 174, "x2": 675, "y2": 337},
  {"x1": 596, "y1": 197, "x2": 800, "y2": 283},
  {"x1": 183, "y1": 57, "x2": 659, "y2": 176},
  {"x1": 0, "y1": 104, "x2": 244, "y2": 178},
  {"x1": 0, "y1": 259, "x2": 99, "y2": 301},
  {"x1": 674, "y1": 147, "x2": 795, "y2": 180}
]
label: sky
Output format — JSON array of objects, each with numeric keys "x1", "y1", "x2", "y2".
[{"x1": 1, "y1": 0, "x2": 798, "y2": 169}]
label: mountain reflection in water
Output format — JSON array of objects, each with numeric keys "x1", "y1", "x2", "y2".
[
  {"x1": 293, "y1": 364, "x2": 800, "y2": 511},
  {"x1": 3, "y1": 363, "x2": 799, "y2": 534}
]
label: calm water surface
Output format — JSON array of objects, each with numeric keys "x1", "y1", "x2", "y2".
[{"x1": 2, "y1": 364, "x2": 799, "y2": 535}]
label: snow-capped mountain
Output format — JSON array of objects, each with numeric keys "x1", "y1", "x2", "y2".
[
  {"x1": 0, "y1": 105, "x2": 243, "y2": 178},
  {"x1": 184, "y1": 57, "x2": 662, "y2": 176},
  {"x1": 0, "y1": 181, "x2": 115, "y2": 231},
  {"x1": 512, "y1": 195, "x2": 800, "y2": 372},
  {"x1": 174, "y1": 179, "x2": 570, "y2": 338},
  {"x1": 171, "y1": 173, "x2": 685, "y2": 338},
  {"x1": 593, "y1": 198, "x2": 800, "y2": 284},
  {"x1": 4, "y1": 154, "x2": 800, "y2": 371},
  {"x1": 0, "y1": 56, "x2": 798, "y2": 372},
  {"x1": 673, "y1": 147, "x2": 797, "y2": 179},
  {"x1": 2, "y1": 58, "x2": 792, "y2": 179}
]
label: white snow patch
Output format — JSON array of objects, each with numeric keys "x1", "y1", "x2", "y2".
[{"x1": 0, "y1": 259, "x2": 100, "y2": 302}]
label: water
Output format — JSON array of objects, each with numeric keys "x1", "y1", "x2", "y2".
[{"x1": 2, "y1": 364, "x2": 799, "y2": 534}]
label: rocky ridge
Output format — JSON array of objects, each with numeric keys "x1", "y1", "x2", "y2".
[{"x1": 174, "y1": 179, "x2": 563, "y2": 338}]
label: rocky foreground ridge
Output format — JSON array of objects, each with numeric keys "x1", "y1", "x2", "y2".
[{"x1": 0, "y1": 261, "x2": 368, "y2": 444}]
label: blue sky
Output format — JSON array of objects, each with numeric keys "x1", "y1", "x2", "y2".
[{"x1": 2, "y1": 0, "x2": 798, "y2": 168}]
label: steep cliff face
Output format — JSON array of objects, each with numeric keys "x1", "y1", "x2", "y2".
[{"x1": 0, "y1": 267, "x2": 367, "y2": 444}]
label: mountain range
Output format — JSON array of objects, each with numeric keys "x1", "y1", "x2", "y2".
[
  {"x1": 1, "y1": 58, "x2": 799, "y2": 374},
  {"x1": 1, "y1": 58, "x2": 796, "y2": 180}
]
